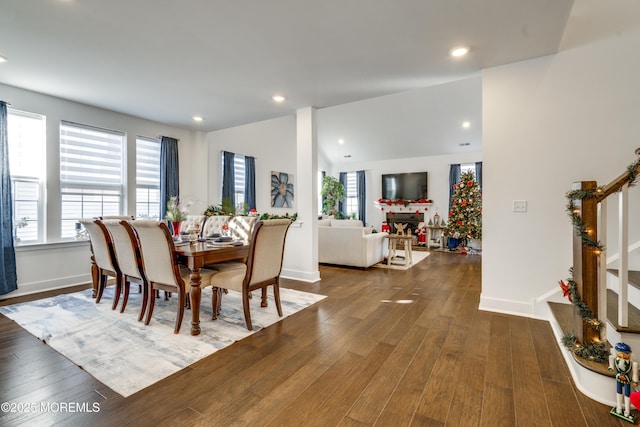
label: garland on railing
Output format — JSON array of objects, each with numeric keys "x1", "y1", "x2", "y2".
[
  {"x1": 565, "y1": 189, "x2": 604, "y2": 251},
  {"x1": 559, "y1": 270, "x2": 608, "y2": 363},
  {"x1": 557, "y1": 157, "x2": 640, "y2": 364},
  {"x1": 627, "y1": 157, "x2": 640, "y2": 188}
]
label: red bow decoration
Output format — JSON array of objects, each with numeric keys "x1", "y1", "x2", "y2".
[{"x1": 559, "y1": 280, "x2": 572, "y2": 302}]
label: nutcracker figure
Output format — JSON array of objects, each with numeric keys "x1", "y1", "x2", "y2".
[
  {"x1": 609, "y1": 342, "x2": 639, "y2": 422},
  {"x1": 381, "y1": 221, "x2": 390, "y2": 233},
  {"x1": 416, "y1": 222, "x2": 426, "y2": 245}
]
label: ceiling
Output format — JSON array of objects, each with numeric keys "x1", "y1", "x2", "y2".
[{"x1": 0, "y1": 0, "x2": 574, "y2": 162}]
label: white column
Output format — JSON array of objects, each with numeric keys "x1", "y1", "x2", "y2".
[{"x1": 280, "y1": 107, "x2": 320, "y2": 282}]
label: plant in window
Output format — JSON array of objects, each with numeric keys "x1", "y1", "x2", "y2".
[{"x1": 321, "y1": 175, "x2": 345, "y2": 218}]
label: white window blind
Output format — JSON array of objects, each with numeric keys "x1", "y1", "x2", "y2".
[
  {"x1": 60, "y1": 121, "x2": 124, "y2": 238},
  {"x1": 136, "y1": 136, "x2": 161, "y2": 219},
  {"x1": 8, "y1": 109, "x2": 46, "y2": 243},
  {"x1": 346, "y1": 171, "x2": 358, "y2": 218},
  {"x1": 234, "y1": 154, "x2": 246, "y2": 208}
]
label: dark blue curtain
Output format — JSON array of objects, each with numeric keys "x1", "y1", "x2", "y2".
[
  {"x1": 0, "y1": 101, "x2": 17, "y2": 295},
  {"x1": 357, "y1": 170, "x2": 366, "y2": 225},
  {"x1": 448, "y1": 164, "x2": 461, "y2": 213},
  {"x1": 222, "y1": 151, "x2": 235, "y2": 202},
  {"x1": 475, "y1": 161, "x2": 483, "y2": 190},
  {"x1": 160, "y1": 136, "x2": 179, "y2": 220},
  {"x1": 244, "y1": 155, "x2": 256, "y2": 210},
  {"x1": 338, "y1": 172, "x2": 347, "y2": 217}
]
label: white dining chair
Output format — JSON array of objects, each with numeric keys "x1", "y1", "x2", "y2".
[{"x1": 128, "y1": 220, "x2": 218, "y2": 334}]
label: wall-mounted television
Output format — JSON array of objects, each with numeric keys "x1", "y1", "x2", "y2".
[{"x1": 381, "y1": 172, "x2": 428, "y2": 200}]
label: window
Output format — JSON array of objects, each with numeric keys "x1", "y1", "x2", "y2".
[
  {"x1": 233, "y1": 154, "x2": 246, "y2": 208},
  {"x1": 345, "y1": 171, "x2": 358, "y2": 218},
  {"x1": 461, "y1": 163, "x2": 475, "y2": 176},
  {"x1": 60, "y1": 121, "x2": 124, "y2": 238},
  {"x1": 136, "y1": 136, "x2": 161, "y2": 219},
  {"x1": 8, "y1": 109, "x2": 46, "y2": 243},
  {"x1": 222, "y1": 152, "x2": 247, "y2": 209}
]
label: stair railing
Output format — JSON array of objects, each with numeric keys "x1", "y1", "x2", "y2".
[{"x1": 573, "y1": 149, "x2": 640, "y2": 347}]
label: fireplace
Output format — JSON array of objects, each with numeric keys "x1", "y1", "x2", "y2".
[{"x1": 386, "y1": 212, "x2": 423, "y2": 235}]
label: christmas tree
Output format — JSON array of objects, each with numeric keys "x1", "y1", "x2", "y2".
[{"x1": 447, "y1": 170, "x2": 482, "y2": 242}]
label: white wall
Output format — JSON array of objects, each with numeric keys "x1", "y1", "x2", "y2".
[
  {"x1": 2, "y1": 83, "x2": 199, "y2": 298},
  {"x1": 481, "y1": 0, "x2": 640, "y2": 316},
  {"x1": 206, "y1": 115, "x2": 297, "y2": 214}
]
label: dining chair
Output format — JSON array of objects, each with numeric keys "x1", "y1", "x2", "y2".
[
  {"x1": 228, "y1": 215, "x2": 259, "y2": 243},
  {"x1": 209, "y1": 219, "x2": 292, "y2": 331},
  {"x1": 181, "y1": 215, "x2": 207, "y2": 239},
  {"x1": 101, "y1": 219, "x2": 148, "y2": 320},
  {"x1": 128, "y1": 220, "x2": 218, "y2": 334},
  {"x1": 79, "y1": 219, "x2": 122, "y2": 310}
]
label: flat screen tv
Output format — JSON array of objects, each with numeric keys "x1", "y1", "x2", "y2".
[{"x1": 381, "y1": 172, "x2": 428, "y2": 200}]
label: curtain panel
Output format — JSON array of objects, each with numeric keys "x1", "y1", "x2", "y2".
[
  {"x1": 244, "y1": 155, "x2": 256, "y2": 210},
  {"x1": 159, "y1": 136, "x2": 179, "y2": 220},
  {"x1": 357, "y1": 170, "x2": 366, "y2": 225},
  {"x1": 0, "y1": 101, "x2": 18, "y2": 295},
  {"x1": 338, "y1": 172, "x2": 347, "y2": 217},
  {"x1": 222, "y1": 151, "x2": 235, "y2": 203}
]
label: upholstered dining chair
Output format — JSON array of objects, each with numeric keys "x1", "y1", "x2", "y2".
[
  {"x1": 208, "y1": 219, "x2": 292, "y2": 331},
  {"x1": 128, "y1": 220, "x2": 218, "y2": 334},
  {"x1": 79, "y1": 219, "x2": 122, "y2": 310},
  {"x1": 181, "y1": 215, "x2": 207, "y2": 238},
  {"x1": 101, "y1": 219, "x2": 147, "y2": 320}
]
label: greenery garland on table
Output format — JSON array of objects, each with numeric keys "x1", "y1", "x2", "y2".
[{"x1": 559, "y1": 157, "x2": 640, "y2": 363}]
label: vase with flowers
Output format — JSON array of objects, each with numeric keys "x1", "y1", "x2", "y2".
[{"x1": 165, "y1": 196, "x2": 189, "y2": 240}]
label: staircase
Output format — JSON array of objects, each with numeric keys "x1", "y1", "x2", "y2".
[{"x1": 547, "y1": 151, "x2": 640, "y2": 406}]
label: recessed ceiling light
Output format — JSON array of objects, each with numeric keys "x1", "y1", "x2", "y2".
[
  {"x1": 450, "y1": 46, "x2": 469, "y2": 57},
  {"x1": 0, "y1": 55, "x2": 7, "y2": 63},
  {"x1": 272, "y1": 95, "x2": 286, "y2": 103},
  {"x1": 193, "y1": 116, "x2": 204, "y2": 122},
  {"x1": 338, "y1": 139, "x2": 344, "y2": 145},
  {"x1": 462, "y1": 121, "x2": 471, "y2": 128}
]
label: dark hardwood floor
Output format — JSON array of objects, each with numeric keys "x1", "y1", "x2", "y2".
[{"x1": 0, "y1": 252, "x2": 628, "y2": 426}]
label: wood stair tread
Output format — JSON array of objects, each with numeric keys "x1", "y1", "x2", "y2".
[
  {"x1": 547, "y1": 302, "x2": 613, "y2": 377},
  {"x1": 607, "y1": 288, "x2": 640, "y2": 333},
  {"x1": 607, "y1": 269, "x2": 640, "y2": 290}
]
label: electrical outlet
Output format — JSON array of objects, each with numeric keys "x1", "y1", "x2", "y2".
[{"x1": 513, "y1": 200, "x2": 527, "y2": 213}]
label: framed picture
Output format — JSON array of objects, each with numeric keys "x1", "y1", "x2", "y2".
[{"x1": 271, "y1": 171, "x2": 294, "y2": 208}]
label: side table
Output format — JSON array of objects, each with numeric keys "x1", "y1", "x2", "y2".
[{"x1": 387, "y1": 234, "x2": 416, "y2": 266}]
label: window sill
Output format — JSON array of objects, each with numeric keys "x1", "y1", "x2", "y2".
[{"x1": 14, "y1": 239, "x2": 90, "y2": 253}]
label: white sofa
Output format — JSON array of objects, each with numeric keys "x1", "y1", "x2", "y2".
[{"x1": 318, "y1": 219, "x2": 388, "y2": 268}]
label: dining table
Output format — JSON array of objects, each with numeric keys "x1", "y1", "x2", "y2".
[{"x1": 174, "y1": 240, "x2": 249, "y2": 336}]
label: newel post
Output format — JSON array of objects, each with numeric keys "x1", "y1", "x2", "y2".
[{"x1": 571, "y1": 181, "x2": 600, "y2": 345}]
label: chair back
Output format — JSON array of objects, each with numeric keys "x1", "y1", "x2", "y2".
[
  {"x1": 101, "y1": 219, "x2": 142, "y2": 279},
  {"x1": 201, "y1": 215, "x2": 231, "y2": 237},
  {"x1": 182, "y1": 215, "x2": 206, "y2": 237},
  {"x1": 229, "y1": 215, "x2": 258, "y2": 242},
  {"x1": 128, "y1": 220, "x2": 182, "y2": 288},
  {"x1": 80, "y1": 219, "x2": 117, "y2": 272},
  {"x1": 246, "y1": 219, "x2": 292, "y2": 286}
]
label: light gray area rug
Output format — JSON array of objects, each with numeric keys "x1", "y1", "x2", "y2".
[
  {"x1": 0, "y1": 286, "x2": 326, "y2": 397},
  {"x1": 373, "y1": 250, "x2": 430, "y2": 270}
]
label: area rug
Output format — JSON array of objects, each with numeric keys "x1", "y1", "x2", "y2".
[
  {"x1": 0, "y1": 286, "x2": 326, "y2": 397},
  {"x1": 373, "y1": 250, "x2": 430, "y2": 270}
]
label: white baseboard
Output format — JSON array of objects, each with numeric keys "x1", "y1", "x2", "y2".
[
  {"x1": 2, "y1": 274, "x2": 92, "y2": 300},
  {"x1": 280, "y1": 268, "x2": 321, "y2": 283}
]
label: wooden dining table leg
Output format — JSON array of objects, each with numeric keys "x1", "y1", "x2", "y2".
[{"x1": 189, "y1": 269, "x2": 202, "y2": 336}]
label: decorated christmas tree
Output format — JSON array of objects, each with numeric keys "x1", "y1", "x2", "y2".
[{"x1": 447, "y1": 170, "x2": 482, "y2": 242}]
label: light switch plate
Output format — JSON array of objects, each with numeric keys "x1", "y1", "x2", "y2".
[{"x1": 513, "y1": 200, "x2": 527, "y2": 213}]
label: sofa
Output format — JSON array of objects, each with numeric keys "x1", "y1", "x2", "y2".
[{"x1": 318, "y1": 219, "x2": 388, "y2": 268}]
